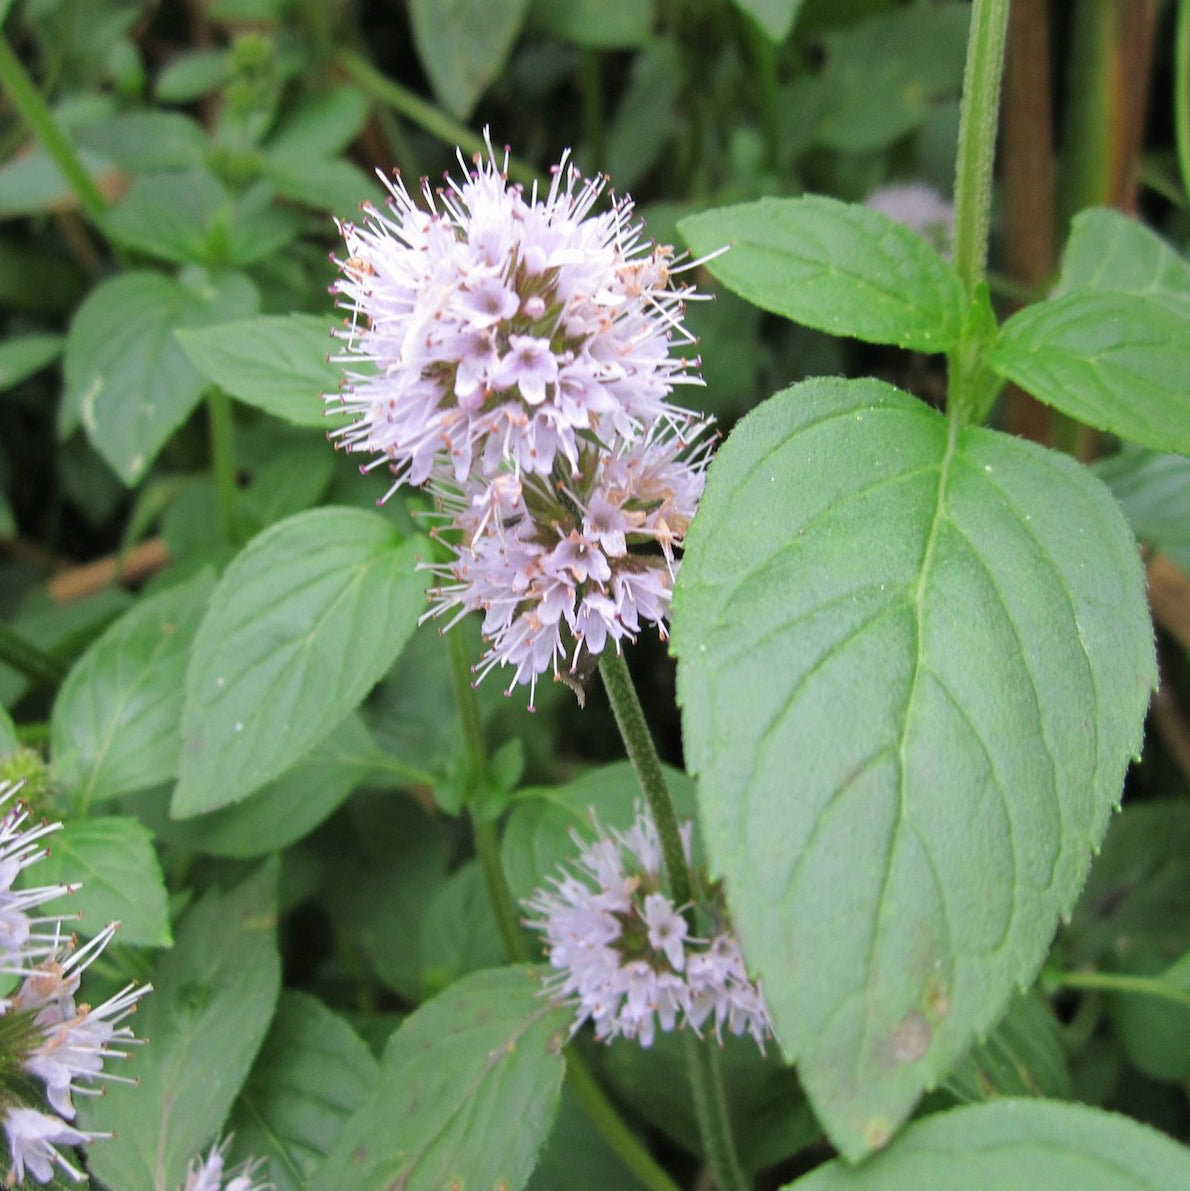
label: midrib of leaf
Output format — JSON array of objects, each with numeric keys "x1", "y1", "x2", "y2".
[{"x1": 857, "y1": 410, "x2": 959, "y2": 1073}]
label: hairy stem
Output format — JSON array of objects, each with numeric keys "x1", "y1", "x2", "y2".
[{"x1": 599, "y1": 649, "x2": 748, "y2": 1191}]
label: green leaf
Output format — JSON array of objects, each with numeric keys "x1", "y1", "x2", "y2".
[
  {"x1": 409, "y1": 0, "x2": 531, "y2": 119},
  {"x1": 155, "y1": 48, "x2": 230, "y2": 102},
  {"x1": 80, "y1": 861, "x2": 281, "y2": 1191},
  {"x1": 502, "y1": 761, "x2": 698, "y2": 904},
  {"x1": 730, "y1": 0, "x2": 804, "y2": 43},
  {"x1": 671, "y1": 377, "x2": 1155, "y2": 1159},
  {"x1": 1095, "y1": 447, "x2": 1190, "y2": 572},
  {"x1": 160, "y1": 712, "x2": 381, "y2": 857},
  {"x1": 176, "y1": 314, "x2": 342, "y2": 427},
  {"x1": 1107, "y1": 950, "x2": 1190, "y2": 1084},
  {"x1": 229, "y1": 990, "x2": 378, "y2": 1191},
  {"x1": 264, "y1": 156, "x2": 381, "y2": 215},
  {"x1": 0, "y1": 332, "x2": 64, "y2": 392},
  {"x1": 266, "y1": 85, "x2": 371, "y2": 161},
  {"x1": 74, "y1": 112, "x2": 207, "y2": 173},
  {"x1": 990, "y1": 290, "x2": 1190, "y2": 456},
  {"x1": 322, "y1": 790, "x2": 449, "y2": 1000},
  {"x1": 679, "y1": 196, "x2": 965, "y2": 351},
  {"x1": 101, "y1": 171, "x2": 303, "y2": 268},
  {"x1": 0, "y1": 705, "x2": 17, "y2": 757},
  {"x1": 51, "y1": 570, "x2": 215, "y2": 807},
  {"x1": 530, "y1": 0, "x2": 655, "y2": 47},
  {"x1": 62, "y1": 269, "x2": 259, "y2": 483},
  {"x1": 417, "y1": 862, "x2": 505, "y2": 998},
  {"x1": 939, "y1": 990, "x2": 1071, "y2": 1103},
  {"x1": 813, "y1": 4, "x2": 969, "y2": 152},
  {"x1": 785, "y1": 1099, "x2": 1190, "y2": 1189},
  {"x1": 29, "y1": 816, "x2": 171, "y2": 947},
  {"x1": 1065, "y1": 799, "x2": 1190, "y2": 970},
  {"x1": 1052, "y1": 207, "x2": 1190, "y2": 315},
  {"x1": 175, "y1": 509, "x2": 427, "y2": 814},
  {"x1": 310, "y1": 966, "x2": 569, "y2": 1191}
]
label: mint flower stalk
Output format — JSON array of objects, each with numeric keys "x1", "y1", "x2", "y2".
[{"x1": 330, "y1": 133, "x2": 714, "y2": 702}]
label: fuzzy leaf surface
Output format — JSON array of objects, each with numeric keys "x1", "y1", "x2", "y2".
[
  {"x1": 679, "y1": 196, "x2": 965, "y2": 352},
  {"x1": 176, "y1": 508, "x2": 426, "y2": 814},
  {"x1": 311, "y1": 966, "x2": 569, "y2": 1190},
  {"x1": 672, "y1": 377, "x2": 1155, "y2": 1158}
]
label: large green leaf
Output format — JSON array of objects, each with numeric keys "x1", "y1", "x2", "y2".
[
  {"x1": 229, "y1": 990, "x2": 378, "y2": 1191},
  {"x1": 80, "y1": 861, "x2": 281, "y2": 1191},
  {"x1": 409, "y1": 0, "x2": 530, "y2": 119},
  {"x1": 679, "y1": 196, "x2": 965, "y2": 352},
  {"x1": 176, "y1": 314, "x2": 343, "y2": 428},
  {"x1": 51, "y1": 570, "x2": 215, "y2": 807},
  {"x1": 990, "y1": 290, "x2": 1190, "y2": 456},
  {"x1": 672, "y1": 377, "x2": 1155, "y2": 1159},
  {"x1": 310, "y1": 966, "x2": 569, "y2": 1190},
  {"x1": 175, "y1": 508, "x2": 427, "y2": 815},
  {"x1": 29, "y1": 816, "x2": 171, "y2": 947},
  {"x1": 62, "y1": 269, "x2": 259, "y2": 483},
  {"x1": 786, "y1": 1099, "x2": 1190, "y2": 1189}
]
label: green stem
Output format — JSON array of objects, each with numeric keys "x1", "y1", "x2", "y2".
[
  {"x1": 365, "y1": 754, "x2": 440, "y2": 790},
  {"x1": 598, "y1": 650, "x2": 692, "y2": 908},
  {"x1": 0, "y1": 32, "x2": 107, "y2": 221},
  {"x1": 0, "y1": 622, "x2": 66, "y2": 688},
  {"x1": 951, "y1": 0, "x2": 1011, "y2": 300},
  {"x1": 445, "y1": 628, "x2": 527, "y2": 962},
  {"x1": 947, "y1": 0, "x2": 1010, "y2": 424},
  {"x1": 740, "y1": 12, "x2": 780, "y2": 172},
  {"x1": 15, "y1": 722, "x2": 50, "y2": 747},
  {"x1": 1177, "y1": 0, "x2": 1190, "y2": 202},
  {"x1": 565, "y1": 1054, "x2": 681, "y2": 1191},
  {"x1": 1053, "y1": 968, "x2": 1190, "y2": 1010},
  {"x1": 206, "y1": 388, "x2": 238, "y2": 544},
  {"x1": 444, "y1": 631, "x2": 675, "y2": 1187},
  {"x1": 598, "y1": 649, "x2": 747, "y2": 1191},
  {"x1": 335, "y1": 49, "x2": 538, "y2": 186}
]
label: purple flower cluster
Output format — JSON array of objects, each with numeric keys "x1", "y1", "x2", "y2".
[
  {"x1": 0, "y1": 781, "x2": 150, "y2": 1185},
  {"x1": 524, "y1": 806, "x2": 770, "y2": 1051},
  {"x1": 330, "y1": 136, "x2": 712, "y2": 705}
]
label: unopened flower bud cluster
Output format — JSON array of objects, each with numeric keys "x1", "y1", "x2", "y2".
[
  {"x1": 525, "y1": 806, "x2": 770, "y2": 1050},
  {"x1": 330, "y1": 135, "x2": 713, "y2": 705},
  {"x1": 0, "y1": 781, "x2": 149, "y2": 1186}
]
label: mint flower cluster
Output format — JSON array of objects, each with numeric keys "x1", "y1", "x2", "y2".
[
  {"x1": 181, "y1": 1135, "x2": 271, "y2": 1191},
  {"x1": 524, "y1": 806, "x2": 770, "y2": 1050},
  {"x1": 330, "y1": 137, "x2": 711, "y2": 704},
  {"x1": 0, "y1": 781, "x2": 149, "y2": 1185}
]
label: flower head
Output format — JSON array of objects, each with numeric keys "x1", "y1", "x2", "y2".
[
  {"x1": 329, "y1": 135, "x2": 706, "y2": 499},
  {"x1": 524, "y1": 805, "x2": 770, "y2": 1050},
  {"x1": 422, "y1": 422, "x2": 711, "y2": 708}
]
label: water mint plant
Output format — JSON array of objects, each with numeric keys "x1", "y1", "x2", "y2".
[{"x1": 2, "y1": 0, "x2": 1190, "y2": 1188}]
